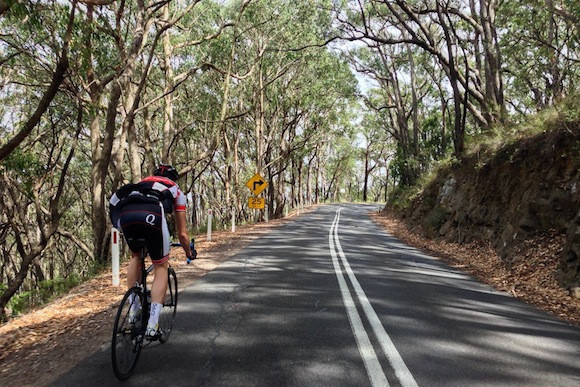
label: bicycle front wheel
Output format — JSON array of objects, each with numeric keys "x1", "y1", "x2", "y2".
[
  {"x1": 159, "y1": 267, "x2": 178, "y2": 343},
  {"x1": 112, "y1": 287, "x2": 143, "y2": 380}
]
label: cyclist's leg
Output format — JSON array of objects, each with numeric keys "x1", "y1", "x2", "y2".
[
  {"x1": 148, "y1": 202, "x2": 170, "y2": 304},
  {"x1": 126, "y1": 252, "x2": 141, "y2": 288},
  {"x1": 150, "y1": 262, "x2": 169, "y2": 303},
  {"x1": 125, "y1": 253, "x2": 142, "y2": 322},
  {"x1": 147, "y1": 262, "x2": 170, "y2": 338},
  {"x1": 145, "y1": 204, "x2": 170, "y2": 335}
]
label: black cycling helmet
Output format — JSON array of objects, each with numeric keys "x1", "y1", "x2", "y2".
[{"x1": 154, "y1": 163, "x2": 178, "y2": 181}]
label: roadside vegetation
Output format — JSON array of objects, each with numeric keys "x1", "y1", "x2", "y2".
[
  {"x1": 1, "y1": 0, "x2": 577, "y2": 321},
  {"x1": 389, "y1": 93, "x2": 579, "y2": 213}
]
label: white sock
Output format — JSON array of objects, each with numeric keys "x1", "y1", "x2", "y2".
[{"x1": 148, "y1": 302, "x2": 162, "y2": 327}]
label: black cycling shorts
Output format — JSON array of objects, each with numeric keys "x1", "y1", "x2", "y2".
[{"x1": 119, "y1": 202, "x2": 170, "y2": 264}]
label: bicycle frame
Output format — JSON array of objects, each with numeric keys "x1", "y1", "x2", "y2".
[
  {"x1": 125, "y1": 239, "x2": 159, "y2": 348},
  {"x1": 130, "y1": 253, "x2": 146, "y2": 343},
  {"x1": 136, "y1": 246, "x2": 166, "y2": 346},
  {"x1": 112, "y1": 238, "x2": 181, "y2": 380}
]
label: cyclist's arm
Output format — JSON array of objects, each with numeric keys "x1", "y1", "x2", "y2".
[{"x1": 175, "y1": 211, "x2": 193, "y2": 257}]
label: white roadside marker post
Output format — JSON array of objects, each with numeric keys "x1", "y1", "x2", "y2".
[
  {"x1": 111, "y1": 228, "x2": 120, "y2": 287},
  {"x1": 207, "y1": 209, "x2": 213, "y2": 241},
  {"x1": 231, "y1": 207, "x2": 236, "y2": 233}
]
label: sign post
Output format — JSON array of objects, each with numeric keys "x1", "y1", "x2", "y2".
[
  {"x1": 111, "y1": 228, "x2": 120, "y2": 287},
  {"x1": 207, "y1": 209, "x2": 213, "y2": 241}
]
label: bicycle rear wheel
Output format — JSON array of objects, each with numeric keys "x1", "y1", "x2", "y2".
[
  {"x1": 112, "y1": 287, "x2": 143, "y2": 380},
  {"x1": 159, "y1": 267, "x2": 178, "y2": 343}
]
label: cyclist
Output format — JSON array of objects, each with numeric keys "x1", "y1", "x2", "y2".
[{"x1": 109, "y1": 163, "x2": 196, "y2": 338}]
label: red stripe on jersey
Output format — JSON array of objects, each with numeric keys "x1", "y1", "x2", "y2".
[
  {"x1": 175, "y1": 205, "x2": 186, "y2": 211},
  {"x1": 152, "y1": 254, "x2": 171, "y2": 265},
  {"x1": 142, "y1": 176, "x2": 175, "y2": 187}
]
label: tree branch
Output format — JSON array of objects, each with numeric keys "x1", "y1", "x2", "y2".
[{"x1": 0, "y1": 1, "x2": 77, "y2": 161}]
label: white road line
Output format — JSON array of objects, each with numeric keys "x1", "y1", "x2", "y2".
[
  {"x1": 329, "y1": 210, "x2": 389, "y2": 387},
  {"x1": 332, "y1": 208, "x2": 419, "y2": 387}
]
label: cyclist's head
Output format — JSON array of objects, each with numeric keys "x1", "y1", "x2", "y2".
[{"x1": 154, "y1": 163, "x2": 178, "y2": 181}]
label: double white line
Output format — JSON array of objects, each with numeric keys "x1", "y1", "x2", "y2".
[{"x1": 329, "y1": 208, "x2": 418, "y2": 387}]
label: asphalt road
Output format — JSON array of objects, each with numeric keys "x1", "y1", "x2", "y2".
[{"x1": 53, "y1": 204, "x2": 580, "y2": 386}]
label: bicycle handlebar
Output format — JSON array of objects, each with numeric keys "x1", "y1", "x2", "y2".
[
  {"x1": 171, "y1": 239, "x2": 197, "y2": 264},
  {"x1": 187, "y1": 239, "x2": 197, "y2": 264}
]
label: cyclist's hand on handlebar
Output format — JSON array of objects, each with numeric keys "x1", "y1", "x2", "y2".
[
  {"x1": 171, "y1": 241, "x2": 196, "y2": 263},
  {"x1": 186, "y1": 254, "x2": 196, "y2": 264},
  {"x1": 187, "y1": 239, "x2": 197, "y2": 264}
]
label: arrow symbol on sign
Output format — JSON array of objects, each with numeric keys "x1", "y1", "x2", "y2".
[{"x1": 253, "y1": 180, "x2": 264, "y2": 191}]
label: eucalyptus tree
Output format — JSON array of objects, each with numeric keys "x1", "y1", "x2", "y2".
[
  {"x1": 0, "y1": 2, "x2": 74, "y2": 162},
  {"x1": 359, "y1": 112, "x2": 389, "y2": 202},
  {"x1": 0, "y1": 0, "x2": 234, "y2": 316},
  {"x1": 0, "y1": 1, "x2": 81, "y2": 317},
  {"x1": 335, "y1": 1, "x2": 514, "y2": 159},
  {"x1": 499, "y1": 0, "x2": 578, "y2": 112},
  {"x1": 76, "y1": 0, "x2": 161, "y2": 260},
  {"x1": 256, "y1": 46, "x2": 356, "y2": 211},
  {"x1": 322, "y1": 129, "x2": 358, "y2": 202},
  {"x1": 75, "y1": 0, "x2": 226, "y2": 261},
  {"x1": 191, "y1": 0, "x2": 358, "y2": 221},
  {"x1": 351, "y1": 42, "x2": 434, "y2": 185},
  {"x1": 122, "y1": 0, "x2": 249, "y2": 230}
]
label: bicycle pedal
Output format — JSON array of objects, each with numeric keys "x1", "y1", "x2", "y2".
[{"x1": 146, "y1": 333, "x2": 161, "y2": 342}]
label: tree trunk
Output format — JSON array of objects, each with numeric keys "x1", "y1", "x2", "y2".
[
  {"x1": 479, "y1": 0, "x2": 505, "y2": 124},
  {"x1": 143, "y1": 108, "x2": 156, "y2": 173},
  {"x1": 256, "y1": 63, "x2": 265, "y2": 174},
  {"x1": 384, "y1": 163, "x2": 389, "y2": 203},
  {"x1": 162, "y1": 3, "x2": 175, "y2": 164},
  {"x1": 547, "y1": 0, "x2": 563, "y2": 102},
  {"x1": 437, "y1": 2, "x2": 464, "y2": 156},
  {"x1": 0, "y1": 1, "x2": 76, "y2": 161},
  {"x1": 91, "y1": 0, "x2": 147, "y2": 262},
  {"x1": 363, "y1": 148, "x2": 370, "y2": 202},
  {"x1": 408, "y1": 44, "x2": 420, "y2": 158}
]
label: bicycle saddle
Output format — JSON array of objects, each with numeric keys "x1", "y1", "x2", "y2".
[{"x1": 127, "y1": 238, "x2": 146, "y2": 250}]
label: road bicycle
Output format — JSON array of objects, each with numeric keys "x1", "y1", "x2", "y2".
[{"x1": 111, "y1": 238, "x2": 193, "y2": 380}]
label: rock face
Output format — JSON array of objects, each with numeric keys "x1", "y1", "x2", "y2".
[
  {"x1": 562, "y1": 212, "x2": 580, "y2": 294},
  {"x1": 405, "y1": 127, "x2": 579, "y2": 289}
]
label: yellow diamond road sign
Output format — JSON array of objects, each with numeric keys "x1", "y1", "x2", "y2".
[{"x1": 246, "y1": 173, "x2": 268, "y2": 196}]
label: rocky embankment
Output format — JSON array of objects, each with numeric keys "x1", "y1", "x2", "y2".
[{"x1": 400, "y1": 121, "x2": 579, "y2": 296}]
